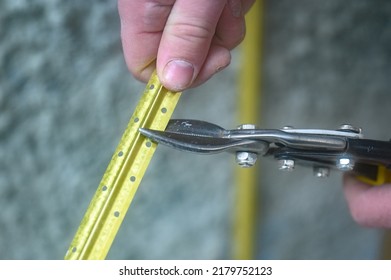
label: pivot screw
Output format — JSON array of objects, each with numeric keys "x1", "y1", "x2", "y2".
[
  {"x1": 336, "y1": 158, "x2": 354, "y2": 171},
  {"x1": 236, "y1": 124, "x2": 258, "y2": 168},
  {"x1": 313, "y1": 166, "x2": 330, "y2": 178},
  {"x1": 278, "y1": 159, "x2": 295, "y2": 171}
]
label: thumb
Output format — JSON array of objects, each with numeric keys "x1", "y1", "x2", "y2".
[{"x1": 156, "y1": 0, "x2": 227, "y2": 91}]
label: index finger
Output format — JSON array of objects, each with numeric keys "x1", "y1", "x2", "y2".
[{"x1": 157, "y1": 0, "x2": 227, "y2": 91}]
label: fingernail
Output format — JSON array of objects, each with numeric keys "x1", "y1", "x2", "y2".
[{"x1": 162, "y1": 60, "x2": 194, "y2": 91}]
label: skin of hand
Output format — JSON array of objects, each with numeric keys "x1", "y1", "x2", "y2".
[
  {"x1": 343, "y1": 174, "x2": 391, "y2": 228},
  {"x1": 118, "y1": 0, "x2": 255, "y2": 92}
]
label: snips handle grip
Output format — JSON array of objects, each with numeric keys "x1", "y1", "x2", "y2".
[
  {"x1": 347, "y1": 138, "x2": 391, "y2": 186},
  {"x1": 355, "y1": 164, "x2": 391, "y2": 186}
]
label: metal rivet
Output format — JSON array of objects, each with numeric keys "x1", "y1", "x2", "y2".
[
  {"x1": 336, "y1": 158, "x2": 354, "y2": 171},
  {"x1": 278, "y1": 159, "x2": 295, "y2": 171},
  {"x1": 236, "y1": 151, "x2": 258, "y2": 168}
]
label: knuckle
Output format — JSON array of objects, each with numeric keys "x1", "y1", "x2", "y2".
[
  {"x1": 167, "y1": 21, "x2": 214, "y2": 44},
  {"x1": 215, "y1": 17, "x2": 246, "y2": 50},
  {"x1": 128, "y1": 65, "x2": 152, "y2": 83},
  {"x1": 226, "y1": 30, "x2": 245, "y2": 49},
  {"x1": 143, "y1": 0, "x2": 175, "y2": 29}
]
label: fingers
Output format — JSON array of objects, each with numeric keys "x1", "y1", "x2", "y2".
[
  {"x1": 118, "y1": 0, "x2": 175, "y2": 82},
  {"x1": 189, "y1": 0, "x2": 256, "y2": 88},
  {"x1": 157, "y1": 0, "x2": 227, "y2": 91},
  {"x1": 119, "y1": 0, "x2": 256, "y2": 91},
  {"x1": 214, "y1": 2, "x2": 246, "y2": 50},
  {"x1": 242, "y1": 0, "x2": 257, "y2": 14},
  {"x1": 343, "y1": 173, "x2": 391, "y2": 228},
  {"x1": 189, "y1": 44, "x2": 231, "y2": 88},
  {"x1": 158, "y1": 0, "x2": 257, "y2": 91},
  {"x1": 227, "y1": 0, "x2": 256, "y2": 17},
  {"x1": 186, "y1": 2, "x2": 248, "y2": 89}
]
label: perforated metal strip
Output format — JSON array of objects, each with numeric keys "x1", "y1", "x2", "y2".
[{"x1": 65, "y1": 72, "x2": 181, "y2": 259}]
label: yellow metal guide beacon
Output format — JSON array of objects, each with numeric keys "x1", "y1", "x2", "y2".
[{"x1": 65, "y1": 71, "x2": 181, "y2": 260}]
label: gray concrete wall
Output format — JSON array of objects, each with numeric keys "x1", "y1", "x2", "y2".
[{"x1": 0, "y1": 0, "x2": 390, "y2": 259}]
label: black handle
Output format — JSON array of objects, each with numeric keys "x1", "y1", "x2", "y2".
[{"x1": 347, "y1": 138, "x2": 391, "y2": 168}]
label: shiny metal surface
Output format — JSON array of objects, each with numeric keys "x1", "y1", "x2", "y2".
[
  {"x1": 139, "y1": 119, "x2": 356, "y2": 154},
  {"x1": 236, "y1": 124, "x2": 258, "y2": 167},
  {"x1": 139, "y1": 119, "x2": 389, "y2": 175}
]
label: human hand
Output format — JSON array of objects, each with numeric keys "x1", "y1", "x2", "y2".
[
  {"x1": 343, "y1": 174, "x2": 391, "y2": 228},
  {"x1": 118, "y1": 0, "x2": 255, "y2": 92}
]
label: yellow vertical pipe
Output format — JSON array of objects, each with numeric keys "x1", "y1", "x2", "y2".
[{"x1": 233, "y1": 0, "x2": 263, "y2": 260}]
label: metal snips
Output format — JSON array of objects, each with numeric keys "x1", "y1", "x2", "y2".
[{"x1": 139, "y1": 119, "x2": 391, "y2": 185}]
